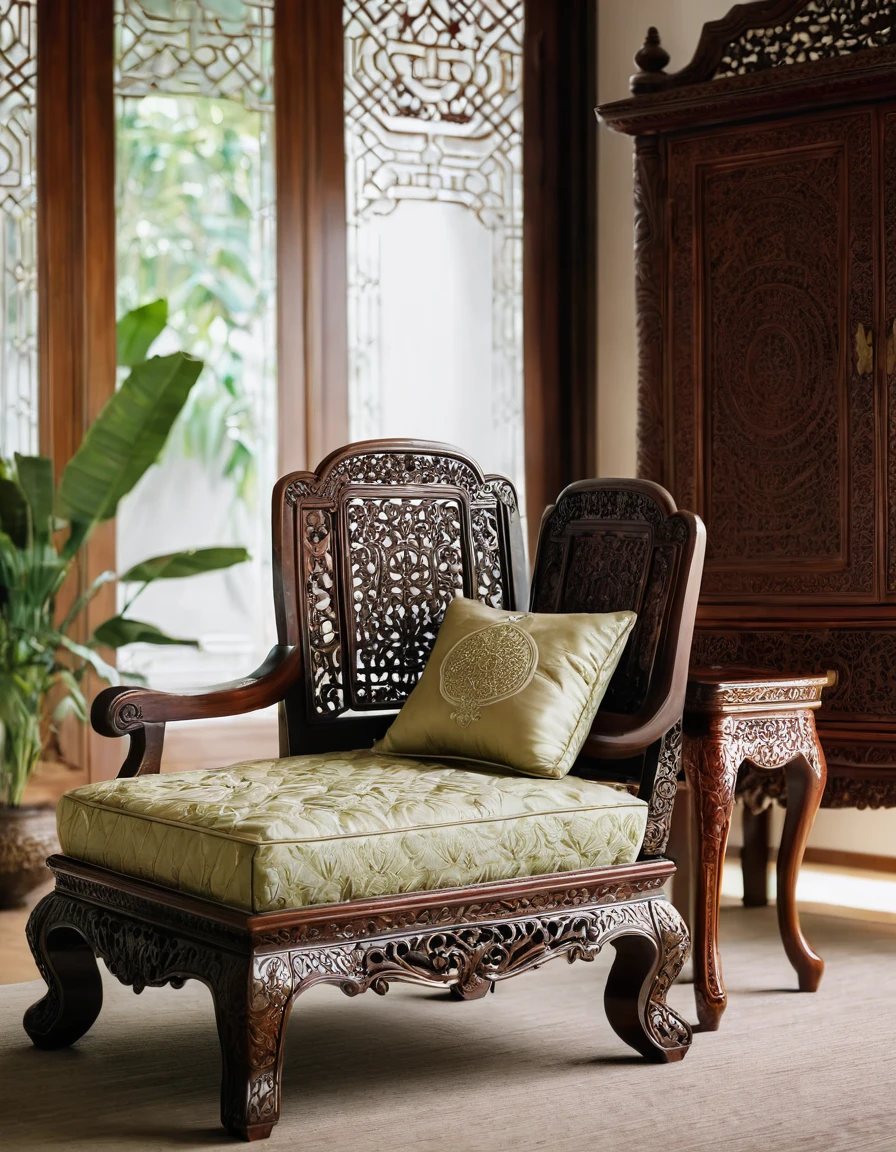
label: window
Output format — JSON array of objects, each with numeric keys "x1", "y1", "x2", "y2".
[
  {"x1": 114, "y1": 0, "x2": 277, "y2": 688},
  {"x1": 28, "y1": 0, "x2": 594, "y2": 776},
  {"x1": 343, "y1": 0, "x2": 525, "y2": 503},
  {"x1": 0, "y1": 0, "x2": 38, "y2": 457}
]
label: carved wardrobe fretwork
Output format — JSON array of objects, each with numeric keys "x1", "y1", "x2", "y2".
[{"x1": 598, "y1": 0, "x2": 896, "y2": 811}]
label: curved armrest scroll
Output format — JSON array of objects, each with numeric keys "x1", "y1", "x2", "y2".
[{"x1": 91, "y1": 645, "x2": 302, "y2": 776}]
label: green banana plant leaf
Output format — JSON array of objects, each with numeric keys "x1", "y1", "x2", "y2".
[
  {"x1": 59, "y1": 569, "x2": 117, "y2": 635},
  {"x1": 117, "y1": 298, "x2": 168, "y2": 367},
  {"x1": 0, "y1": 477, "x2": 29, "y2": 548},
  {"x1": 119, "y1": 546, "x2": 249, "y2": 584},
  {"x1": 14, "y1": 454, "x2": 55, "y2": 543},
  {"x1": 50, "y1": 669, "x2": 88, "y2": 725},
  {"x1": 55, "y1": 634, "x2": 118, "y2": 685},
  {"x1": 93, "y1": 616, "x2": 200, "y2": 649},
  {"x1": 57, "y1": 351, "x2": 203, "y2": 530}
]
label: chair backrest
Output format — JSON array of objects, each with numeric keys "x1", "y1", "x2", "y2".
[
  {"x1": 531, "y1": 478, "x2": 705, "y2": 760},
  {"x1": 275, "y1": 440, "x2": 529, "y2": 754}
]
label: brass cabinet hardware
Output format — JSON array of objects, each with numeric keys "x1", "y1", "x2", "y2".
[{"x1": 855, "y1": 322, "x2": 874, "y2": 376}]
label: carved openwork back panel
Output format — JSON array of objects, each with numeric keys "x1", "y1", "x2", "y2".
[
  {"x1": 280, "y1": 445, "x2": 524, "y2": 731},
  {"x1": 532, "y1": 484, "x2": 688, "y2": 715}
]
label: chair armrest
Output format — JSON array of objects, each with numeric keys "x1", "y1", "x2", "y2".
[
  {"x1": 90, "y1": 645, "x2": 302, "y2": 777},
  {"x1": 91, "y1": 644, "x2": 302, "y2": 737},
  {"x1": 583, "y1": 696, "x2": 683, "y2": 760}
]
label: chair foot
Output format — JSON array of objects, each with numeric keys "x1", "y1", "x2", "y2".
[
  {"x1": 797, "y1": 955, "x2": 824, "y2": 993},
  {"x1": 694, "y1": 989, "x2": 724, "y2": 1032},
  {"x1": 23, "y1": 893, "x2": 103, "y2": 1050},
  {"x1": 215, "y1": 955, "x2": 293, "y2": 1142},
  {"x1": 231, "y1": 1123, "x2": 276, "y2": 1142},
  {"x1": 449, "y1": 975, "x2": 492, "y2": 1000},
  {"x1": 604, "y1": 898, "x2": 693, "y2": 1062}
]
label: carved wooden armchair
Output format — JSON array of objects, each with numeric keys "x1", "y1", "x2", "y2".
[{"x1": 24, "y1": 444, "x2": 703, "y2": 1142}]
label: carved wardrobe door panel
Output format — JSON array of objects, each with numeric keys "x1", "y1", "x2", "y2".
[
  {"x1": 667, "y1": 110, "x2": 876, "y2": 603},
  {"x1": 884, "y1": 108, "x2": 896, "y2": 598}
]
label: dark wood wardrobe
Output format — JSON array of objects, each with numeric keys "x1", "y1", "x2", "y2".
[{"x1": 598, "y1": 0, "x2": 896, "y2": 808}]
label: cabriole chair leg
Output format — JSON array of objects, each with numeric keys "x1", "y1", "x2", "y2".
[
  {"x1": 604, "y1": 899, "x2": 692, "y2": 1063},
  {"x1": 23, "y1": 893, "x2": 104, "y2": 1050}
]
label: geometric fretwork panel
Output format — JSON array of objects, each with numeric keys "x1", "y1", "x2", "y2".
[
  {"x1": 343, "y1": 1, "x2": 525, "y2": 500},
  {"x1": 0, "y1": 0, "x2": 38, "y2": 457},
  {"x1": 115, "y1": 0, "x2": 273, "y2": 108}
]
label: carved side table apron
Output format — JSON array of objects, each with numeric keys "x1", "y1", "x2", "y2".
[{"x1": 682, "y1": 668, "x2": 832, "y2": 1031}]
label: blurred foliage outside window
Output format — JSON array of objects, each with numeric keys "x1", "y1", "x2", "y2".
[{"x1": 116, "y1": 92, "x2": 275, "y2": 508}]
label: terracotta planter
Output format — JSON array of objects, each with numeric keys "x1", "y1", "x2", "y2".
[{"x1": 0, "y1": 805, "x2": 58, "y2": 909}]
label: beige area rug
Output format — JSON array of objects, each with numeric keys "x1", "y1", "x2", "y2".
[{"x1": 0, "y1": 906, "x2": 894, "y2": 1152}]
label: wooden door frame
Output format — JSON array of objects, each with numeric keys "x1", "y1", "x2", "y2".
[
  {"x1": 274, "y1": 0, "x2": 348, "y2": 475},
  {"x1": 38, "y1": 0, "x2": 118, "y2": 782},
  {"x1": 524, "y1": 0, "x2": 598, "y2": 550}
]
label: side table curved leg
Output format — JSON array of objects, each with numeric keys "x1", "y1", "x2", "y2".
[
  {"x1": 776, "y1": 742, "x2": 826, "y2": 992},
  {"x1": 684, "y1": 733, "x2": 739, "y2": 1032}
]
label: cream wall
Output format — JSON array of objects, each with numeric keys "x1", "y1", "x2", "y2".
[
  {"x1": 596, "y1": 0, "x2": 733, "y2": 478},
  {"x1": 595, "y1": 0, "x2": 896, "y2": 861}
]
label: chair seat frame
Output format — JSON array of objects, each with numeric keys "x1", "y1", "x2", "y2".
[{"x1": 27, "y1": 854, "x2": 690, "y2": 1141}]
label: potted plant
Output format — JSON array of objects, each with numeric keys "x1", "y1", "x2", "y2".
[{"x1": 0, "y1": 302, "x2": 249, "y2": 907}]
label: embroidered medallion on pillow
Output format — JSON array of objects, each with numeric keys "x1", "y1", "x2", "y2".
[{"x1": 375, "y1": 597, "x2": 636, "y2": 779}]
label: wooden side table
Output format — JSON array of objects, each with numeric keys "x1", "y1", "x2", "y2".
[{"x1": 682, "y1": 667, "x2": 833, "y2": 1031}]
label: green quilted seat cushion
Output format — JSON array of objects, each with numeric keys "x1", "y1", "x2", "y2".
[{"x1": 57, "y1": 750, "x2": 648, "y2": 913}]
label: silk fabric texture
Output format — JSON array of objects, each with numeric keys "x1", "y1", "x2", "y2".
[
  {"x1": 376, "y1": 598, "x2": 637, "y2": 779},
  {"x1": 57, "y1": 751, "x2": 647, "y2": 913}
]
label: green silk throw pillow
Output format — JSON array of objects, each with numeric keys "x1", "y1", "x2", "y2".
[{"x1": 375, "y1": 597, "x2": 637, "y2": 779}]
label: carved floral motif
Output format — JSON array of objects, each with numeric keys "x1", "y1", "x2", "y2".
[
  {"x1": 886, "y1": 111, "x2": 896, "y2": 592},
  {"x1": 683, "y1": 734, "x2": 740, "y2": 1009},
  {"x1": 641, "y1": 721, "x2": 682, "y2": 857},
  {"x1": 687, "y1": 681, "x2": 826, "y2": 709},
  {"x1": 302, "y1": 507, "x2": 343, "y2": 715},
  {"x1": 253, "y1": 874, "x2": 669, "y2": 949},
  {"x1": 285, "y1": 451, "x2": 520, "y2": 718},
  {"x1": 634, "y1": 135, "x2": 666, "y2": 485},
  {"x1": 347, "y1": 496, "x2": 465, "y2": 709}
]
